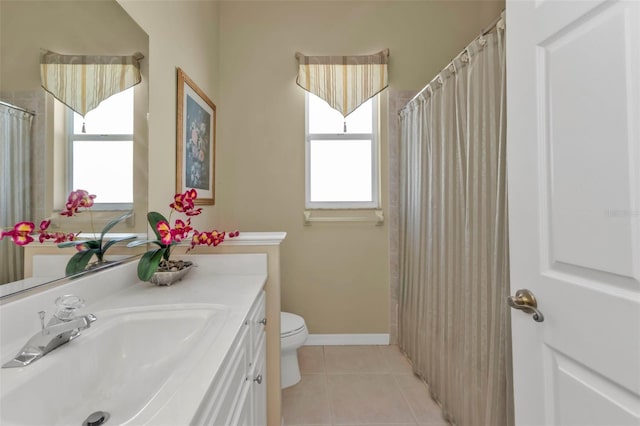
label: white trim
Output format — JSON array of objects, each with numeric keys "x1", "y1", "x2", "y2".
[
  {"x1": 305, "y1": 333, "x2": 390, "y2": 346},
  {"x1": 303, "y1": 209, "x2": 384, "y2": 226},
  {"x1": 172, "y1": 232, "x2": 287, "y2": 248},
  {"x1": 223, "y1": 232, "x2": 287, "y2": 246}
]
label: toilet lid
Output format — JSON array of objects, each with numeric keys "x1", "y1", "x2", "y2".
[{"x1": 281, "y1": 312, "x2": 306, "y2": 337}]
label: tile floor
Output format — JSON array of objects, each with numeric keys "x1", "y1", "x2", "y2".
[{"x1": 282, "y1": 345, "x2": 449, "y2": 426}]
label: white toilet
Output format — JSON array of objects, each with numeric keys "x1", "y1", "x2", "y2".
[{"x1": 280, "y1": 311, "x2": 308, "y2": 389}]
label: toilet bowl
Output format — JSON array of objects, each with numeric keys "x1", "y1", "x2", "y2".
[{"x1": 280, "y1": 312, "x2": 308, "y2": 389}]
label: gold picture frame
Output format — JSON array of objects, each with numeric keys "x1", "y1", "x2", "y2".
[{"x1": 176, "y1": 67, "x2": 216, "y2": 205}]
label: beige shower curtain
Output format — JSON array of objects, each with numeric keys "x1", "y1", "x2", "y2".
[
  {"x1": 0, "y1": 103, "x2": 33, "y2": 285},
  {"x1": 398, "y1": 14, "x2": 513, "y2": 426}
]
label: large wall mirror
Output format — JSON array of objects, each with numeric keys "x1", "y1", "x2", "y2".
[{"x1": 0, "y1": 0, "x2": 149, "y2": 294}]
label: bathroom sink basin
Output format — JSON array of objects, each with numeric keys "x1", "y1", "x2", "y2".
[{"x1": 0, "y1": 304, "x2": 229, "y2": 426}]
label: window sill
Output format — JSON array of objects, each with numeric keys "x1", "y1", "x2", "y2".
[
  {"x1": 303, "y1": 209, "x2": 384, "y2": 226},
  {"x1": 47, "y1": 209, "x2": 135, "y2": 231}
]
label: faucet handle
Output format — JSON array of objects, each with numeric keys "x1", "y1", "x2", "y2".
[
  {"x1": 38, "y1": 311, "x2": 46, "y2": 331},
  {"x1": 54, "y1": 295, "x2": 85, "y2": 321}
]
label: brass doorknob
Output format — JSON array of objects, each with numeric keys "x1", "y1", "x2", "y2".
[{"x1": 507, "y1": 289, "x2": 544, "y2": 322}]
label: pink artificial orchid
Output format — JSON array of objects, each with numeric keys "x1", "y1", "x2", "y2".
[
  {"x1": 190, "y1": 231, "x2": 206, "y2": 248},
  {"x1": 2, "y1": 219, "x2": 76, "y2": 246},
  {"x1": 60, "y1": 189, "x2": 96, "y2": 216},
  {"x1": 171, "y1": 219, "x2": 192, "y2": 242},
  {"x1": 184, "y1": 207, "x2": 203, "y2": 217},
  {"x1": 59, "y1": 232, "x2": 77, "y2": 243},
  {"x1": 38, "y1": 220, "x2": 51, "y2": 243},
  {"x1": 202, "y1": 231, "x2": 219, "y2": 247},
  {"x1": 135, "y1": 188, "x2": 240, "y2": 281},
  {"x1": 188, "y1": 230, "x2": 237, "y2": 250},
  {"x1": 37, "y1": 220, "x2": 51, "y2": 243},
  {"x1": 156, "y1": 221, "x2": 173, "y2": 245},
  {"x1": 35, "y1": 220, "x2": 76, "y2": 244},
  {"x1": 170, "y1": 189, "x2": 202, "y2": 217},
  {"x1": 169, "y1": 192, "x2": 192, "y2": 213},
  {"x1": 1, "y1": 221, "x2": 35, "y2": 246},
  {"x1": 2, "y1": 189, "x2": 102, "y2": 251}
]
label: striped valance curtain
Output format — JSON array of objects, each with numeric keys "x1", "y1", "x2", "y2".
[
  {"x1": 295, "y1": 49, "x2": 389, "y2": 117},
  {"x1": 40, "y1": 49, "x2": 143, "y2": 119}
]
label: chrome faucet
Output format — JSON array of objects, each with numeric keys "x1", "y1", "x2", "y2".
[{"x1": 2, "y1": 295, "x2": 97, "y2": 368}]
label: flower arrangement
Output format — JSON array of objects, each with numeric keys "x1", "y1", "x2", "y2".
[
  {"x1": 1, "y1": 189, "x2": 134, "y2": 276},
  {"x1": 56, "y1": 190, "x2": 134, "y2": 275},
  {"x1": 128, "y1": 189, "x2": 238, "y2": 282},
  {"x1": 1, "y1": 220, "x2": 76, "y2": 246}
]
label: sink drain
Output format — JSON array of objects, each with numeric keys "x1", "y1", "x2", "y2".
[{"x1": 82, "y1": 411, "x2": 110, "y2": 426}]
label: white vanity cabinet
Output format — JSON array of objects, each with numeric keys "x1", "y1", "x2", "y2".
[{"x1": 195, "y1": 290, "x2": 267, "y2": 425}]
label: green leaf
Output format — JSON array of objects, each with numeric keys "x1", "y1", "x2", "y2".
[
  {"x1": 102, "y1": 235, "x2": 137, "y2": 253},
  {"x1": 85, "y1": 240, "x2": 101, "y2": 250},
  {"x1": 58, "y1": 240, "x2": 89, "y2": 248},
  {"x1": 137, "y1": 247, "x2": 167, "y2": 281},
  {"x1": 65, "y1": 249, "x2": 98, "y2": 276},
  {"x1": 57, "y1": 239, "x2": 100, "y2": 250},
  {"x1": 99, "y1": 211, "x2": 133, "y2": 247},
  {"x1": 127, "y1": 239, "x2": 156, "y2": 248},
  {"x1": 147, "y1": 212, "x2": 168, "y2": 241},
  {"x1": 163, "y1": 245, "x2": 173, "y2": 260},
  {"x1": 101, "y1": 211, "x2": 133, "y2": 238}
]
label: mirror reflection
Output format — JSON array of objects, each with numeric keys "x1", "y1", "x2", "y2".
[{"x1": 0, "y1": 0, "x2": 149, "y2": 291}]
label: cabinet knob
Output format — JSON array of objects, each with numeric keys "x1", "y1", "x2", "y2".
[
  {"x1": 253, "y1": 374, "x2": 263, "y2": 384},
  {"x1": 258, "y1": 318, "x2": 267, "y2": 326}
]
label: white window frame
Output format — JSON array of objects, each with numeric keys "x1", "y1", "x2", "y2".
[
  {"x1": 304, "y1": 93, "x2": 380, "y2": 209},
  {"x1": 66, "y1": 107, "x2": 134, "y2": 211}
]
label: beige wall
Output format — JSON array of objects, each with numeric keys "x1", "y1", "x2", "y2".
[
  {"x1": 0, "y1": 0, "x2": 149, "y2": 234},
  {"x1": 118, "y1": 0, "x2": 221, "y2": 232},
  {"x1": 0, "y1": 1, "x2": 147, "y2": 91},
  {"x1": 2, "y1": 0, "x2": 504, "y2": 333},
  {"x1": 216, "y1": 1, "x2": 504, "y2": 334}
]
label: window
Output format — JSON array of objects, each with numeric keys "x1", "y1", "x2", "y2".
[
  {"x1": 67, "y1": 88, "x2": 134, "y2": 209},
  {"x1": 305, "y1": 92, "x2": 379, "y2": 209}
]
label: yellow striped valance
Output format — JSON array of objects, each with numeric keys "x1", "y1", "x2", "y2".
[
  {"x1": 295, "y1": 49, "x2": 389, "y2": 117},
  {"x1": 40, "y1": 49, "x2": 144, "y2": 118}
]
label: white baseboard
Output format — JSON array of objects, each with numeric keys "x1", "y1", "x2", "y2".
[{"x1": 305, "y1": 334, "x2": 390, "y2": 346}]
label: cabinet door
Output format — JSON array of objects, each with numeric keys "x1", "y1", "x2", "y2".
[
  {"x1": 230, "y1": 381, "x2": 252, "y2": 426},
  {"x1": 251, "y1": 338, "x2": 267, "y2": 425},
  {"x1": 198, "y1": 325, "x2": 249, "y2": 425},
  {"x1": 200, "y1": 290, "x2": 267, "y2": 425}
]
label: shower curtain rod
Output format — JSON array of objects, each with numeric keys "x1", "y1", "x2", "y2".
[
  {"x1": 480, "y1": 12, "x2": 504, "y2": 37},
  {"x1": 402, "y1": 10, "x2": 505, "y2": 110},
  {"x1": 0, "y1": 100, "x2": 35, "y2": 116}
]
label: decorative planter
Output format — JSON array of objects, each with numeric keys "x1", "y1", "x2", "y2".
[{"x1": 149, "y1": 261, "x2": 194, "y2": 286}]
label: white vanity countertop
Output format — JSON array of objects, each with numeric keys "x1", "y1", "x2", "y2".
[
  {"x1": 0, "y1": 277, "x2": 60, "y2": 298},
  {"x1": 0, "y1": 253, "x2": 268, "y2": 426}
]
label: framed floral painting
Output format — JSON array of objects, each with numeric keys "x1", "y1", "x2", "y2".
[{"x1": 176, "y1": 67, "x2": 216, "y2": 205}]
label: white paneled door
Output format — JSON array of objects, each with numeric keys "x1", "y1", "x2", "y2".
[{"x1": 506, "y1": 0, "x2": 640, "y2": 425}]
